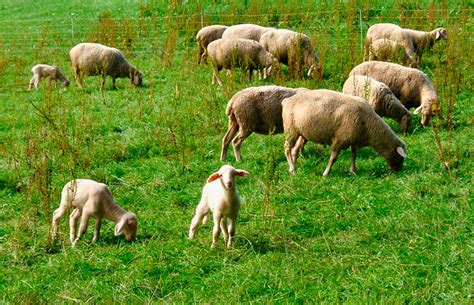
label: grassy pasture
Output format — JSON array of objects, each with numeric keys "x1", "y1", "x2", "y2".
[{"x1": 0, "y1": 0, "x2": 472, "y2": 303}]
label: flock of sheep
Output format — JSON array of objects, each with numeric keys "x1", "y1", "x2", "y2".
[{"x1": 44, "y1": 22, "x2": 447, "y2": 248}]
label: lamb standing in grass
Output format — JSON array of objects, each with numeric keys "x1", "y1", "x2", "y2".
[
  {"x1": 342, "y1": 75, "x2": 411, "y2": 133},
  {"x1": 282, "y1": 89, "x2": 407, "y2": 176},
  {"x1": 189, "y1": 165, "x2": 249, "y2": 248},
  {"x1": 51, "y1": 179, "x2": 138, "y2": 246},
  {"x1": 69, "y1": 42, "x2": 143, "y2": 89},
  {"x1": 349, "y1": 61, "x2": 441, "y2": 126},
  {"x1": 206, "y1": 38, "x2": 279, "y2": 85},
  {"x1": 28, "y1": 64, "x2": 70, "y2": 89},
  {"x1": 259, "y1": 29, "x2": 322, "y2": 79},
  {"x1": 196, "y1": 25, "x2": 228, "y2": 64},
  {"x1": 365, "y1": 23, "x2": 448, "y2": 67},
  {"x1": 221, "y1": 85, "x2": 308, "y2": 162},
  {"x1": 221, "y1": 24, "x2": 274, "y2": 42}
]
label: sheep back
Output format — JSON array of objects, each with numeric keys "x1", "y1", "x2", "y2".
[{"x1": 222, "y1": 24, "x2": 274, "y2": 41}]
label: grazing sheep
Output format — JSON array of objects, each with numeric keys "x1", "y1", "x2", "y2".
[
  {"x1": 342, "y1": 75, "x2": 412, "y2": 133},
  {"x1": 260, "y1": 29, "x2": 322, "y2": 79},
  {"x1": 28, "y1": 64, "x2": 70, "y2": 89},
  {"x1": 221, "y1": 85, "x2": 308, "y2": 161},
  {"x1": 51, "y1": 179, "x2": 138, "y2": 246},
  {"x1": 196, "y1": 25, "x2": 228, "y2": 64},
  {"x1": 69, "y1": 42, "x2": 143, "y2": 89},
  {"x1": 367, "y1": 38, "x2": 411, "y2": 65},
  {"x1": 221, "y1": 24, "x2": 274, "y2": 42},
  {"x1": 206, "y1": 38, "x2": 279, "y2": 85},
  {"x1": 282, "y1": 89, "x2": 407, "y2": 176},
  {"x1": 189, "y1": 165, "x2": 249, "y2": 248},
  {"x1": 365, "y1": 23, "x2": 448, "y2": 67},
  {"x1": 349, "y1": 61, "x2": 440, "y2": 126}
]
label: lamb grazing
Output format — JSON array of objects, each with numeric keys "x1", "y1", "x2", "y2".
[
  {"x1": 349, "y1": 61, "x2": 441, "y2": 126},
  {"x1": 206, "y1": 38, "x2": 279, "y2": 85},
  {"x1": 260, "y1": 29, "x2": 322, "y2": 80},
  {"x1": 365, "y1": 23, "x2": 448, "y2": 67},
  {"x1": 69, "y1": 42, "x2": 143, "y2": 90},
  {"x1": 282, "y1": 89, "x2": 407, "y2": 176},
  {"x1": 28, "y1": 64, "x2": 70, "y2": 90},
  {"x1": 189, "y1": 165, "x2": 249, "y2": 248},
  {"x1": 221, "y1": 24, "x2": 274, "y2": 42},
  {"x1": 221, "y1": 85, "x2": 308, "y2": 162},
  {"x1": 196, "y1": 25, "x2": 228, "y2": 64},
  {"x1": 342, "y1": 75, "x2": 412, "y2": 133},
  {"x1": 51, "y1": 179, "x2": 138, "y2": 246}
]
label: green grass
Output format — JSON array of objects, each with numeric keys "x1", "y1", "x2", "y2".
[{"x1": 0, "y1": 0, "x2": 472, "y2": 303}]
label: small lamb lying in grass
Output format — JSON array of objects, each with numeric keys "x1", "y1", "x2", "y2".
[{"x1": 189, "y1": 165, "x2": 249, "y2": 248}]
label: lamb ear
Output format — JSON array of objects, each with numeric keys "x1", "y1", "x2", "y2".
[
  {"x1": 235, "y1": 169, "x2": 250, "y2": 177},
  {"x1": 207, "y1": 172, "x2": 220, "y2": 183},
  {"x1": 115, "y1": 219, "x2": 126, "y2": 236},
  {"x1": 435, "y1": 31, "x2": 441, "y2": 40},
  {"x1": 414, "y1": 105, "x2": 423, "y2": 114},
  {"x1": 397, "y1": 146, "x2": 407, "y2": 158}
]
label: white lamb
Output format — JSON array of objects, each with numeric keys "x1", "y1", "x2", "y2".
[
  {"x1": 189, "y1": 165, "x2": 249, "y2": 248},
  {"x1": 51, "y1": 179, "x2": 138, "y2": 246},
  {"x1": 28, "y1": 64, "x2": 70, "y2": 90}
]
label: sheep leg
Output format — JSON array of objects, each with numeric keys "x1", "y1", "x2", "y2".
[
  {"x1": 76, "y1": 71, "x2": 85, "y2": 88},
  {"x1": 100, "y1": 75, "x2": 107, "y2": 90},
  {"x1": 227, "y1": 218, "x2": 237, "y2": 248},
  {"x1": 322, "y1": 148, "x2": 340, "y2": 176},
  {"x1": 188, "y1": 202, "x2": 210, "y2": 239},
  {"x1": 291, "y1": 136, "x2": 306, "y2": 164},
  {"x1": 211, "y1": 213, "x2": 222, "y2": 248},
  {"x1": 221, "y1": 118, "x2": 239, "y2": 161},
  {"x1": 92, "y1": 218, "x2": 102, "y2": 243},
  {"x1": 231, "y1": 129, "x2": 251, "y2": 162},
  {"x1": 46, "y1": 76, "x2": 52, "y2": 87},
  {"x1": 350, "y1": 146, "x2": 358, "y2": 175},
  {"x1": 51, "y1": 205, "x2": 68, "y2": 240},
  {"x1": 69, "y1": 208, "x2": 82, "y2": 244},
  {"x1": 28, "y1": 75, "x2": 38, "y2": 90},
  {"x1": 73, "y1": 211, "x2": 91, "y2": 245},
  {"x1": 284, "y1": 133, "x2": 300, "y2": 174},
  {"x1": 220, "y1": 218, "x2": 229, "y2": 245}
]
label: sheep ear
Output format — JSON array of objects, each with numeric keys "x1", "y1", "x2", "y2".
[
  {"x1": 435, "y1": 31, "x2": 441, "y2": 40},
  {"x1": 397, "y1": 146, "x2": 407, "y2": 158},
  {"x1": 207, "y1": 172, "x2": 220, "y2": 183},
  {"x1": 235, "y1": 169, "x2": 249, "y2": 178},
  {"x1": 307, "y1": 65, "x2": 313, "y2": 77},
  {"x1": 414, "y1": 106, "x2": 423, "y2": 114},
  {"x1": 115, "y1": 219, "x2": 126, "y2": 236}
]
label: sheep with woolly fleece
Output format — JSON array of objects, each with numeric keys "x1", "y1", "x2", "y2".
[
  {"x1": 282, "y1": 89, "x2": 407, "y2": 176},
  {"x1": 221, "y1": 23, "x2": 274, "y2": 42},
  {"x1": 196, "y1": 25, "x2": 228, "y2": 64},
  {"x1": 259, "y1": 29, "x2": 322, "y2": 80},
  {"x1": 51, "y1": 179, "x2": 138, "y2": 246},
  {"x1": 189, "y1": 165, "x2": 249, "y2": 248},
  {"x1": 342, "y1": 75, "x2": 412, "y2": 133},
  {"x1": 349, "y1": 61, "x2": 440, "y2": 126},
  {"x1": 206, "y1": 38, "x2": 279, "y2": 85},
  {"x1": 69, "y1": 42, "x2": 143, "y2": 89},
  {"x1": 28, "y1": 64, "x2": 70, "y2": 89},
  {"x1": 221, "y1": 85, "x2": 308, "y2": 162},
  {"x1": 365, "y1": 23, "x2": 448, "y2": 67}
]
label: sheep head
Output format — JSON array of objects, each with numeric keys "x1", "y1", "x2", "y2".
[
  {"x1": 115, "y1": 212, "x2": 138, "y2": 241},
  {"x1": 386, "y1": 145, "x2": 407, "y2": 172},
  {"x1": 207, "y1": 165, "x2": 249, "y2": 190}
]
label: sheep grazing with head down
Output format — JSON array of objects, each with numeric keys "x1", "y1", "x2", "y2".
[
  {"x1": 221, "y1": 85, "x2": 308, "y2": 162},
  {"x1": 196, "y1": 25, "x2": 228, "y2": 64},
  {"x1": 51, "y1": 179, "x2": 138, "y2": 246},
  {"x1": 342, "y1": 75, "x2": 412, "y2": 133},
  {"x1": 28, "y1": 64, "x2": 70, "y2": 90},
  {"x1": 221, "y1": 23, "x2": 274, "y2": 42},
  {"x1": 349, "y1": 61, "x2": 440, "y2": 126},
  {"x1": 69, "y1": 42, "x2": 143, "y2": 90},
  {"x1": 282, "y1": 89, "x2": 407, "y2": 176},
  {"x1": 189, "y1": 165, "x2": 249, "y2": 248},
  {"x1": 206, "y1": 38, "x2": 279, "y2": 85},
  {"x1": 365, "y1": 23, "x2": 448, "y2": 67},
  {"x1": 260, "y1": 29, "x2": 323, "y2": 80}
]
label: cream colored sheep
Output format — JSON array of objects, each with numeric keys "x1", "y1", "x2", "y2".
[
  {"x1": 28, "y1": 64, "x2": 70, "y2": 89},
  {"x1": 69, "y1": 42, "x2": 143, "y2": 89},
  {"x1": 189, "y1": 165, "x2": 249, "y2": 248},
  {"x1": 51, "y1": 179, "x2": 138, "y2": 246},
  {"x1": 349, "y1": 61, "x2": 440, "y2": 126},
  {"x1": 196, "y1": 25, "x2": 228, "y2": 64},
  {"x1": 221, "y1": 24, "x2": 274, "y2": 42}
]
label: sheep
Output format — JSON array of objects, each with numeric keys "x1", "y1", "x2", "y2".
[
  {"x1": 282, "y1": 89, "x2": 407, "y2": 176},
  {"x1": 365, "y1": 23, "x2": 448, "y2": 67},
  {"x1": 51, "y1": 179, "x2": 138, "y2": 246},
  {"x1": 221, "y1": 24, "x2": 274, "y2": 42},
  {"x1": 28, "y1": 64, "x2": 70, "y2": 90},
  {"x1": 206, "y1": 38, "x2": 279, "y2": 85},
  {"x1": 259, "y1": 29, "x2": 323, "y2": 80},
  {"x1": 221, "y1": 85, "x2": 308, "y2": 162},
  {"x1": 349, "y1": 61, "x2": 441, "y2": 126},
  {"x1": 366, "y1": 38, "x2": 411, "y2": 65},
  {"x1": 188, "y1": 165, "x2": 249, "y2": 248},
  {"x1": 69, "y1": 42, "x2": 143, "y2": 90},
  {"x1": 196, "y1": 25, "x2": 228, "y2": 64},
  {"x1": 342, "y1": 75, "x2": 412, "y2": 133}
]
